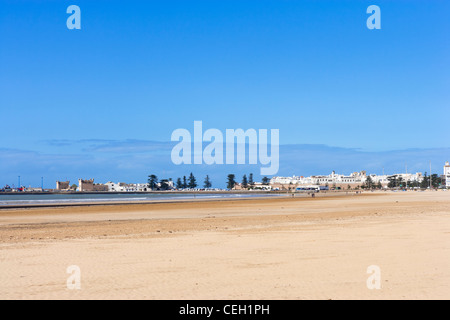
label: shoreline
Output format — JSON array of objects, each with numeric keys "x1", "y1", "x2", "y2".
[
  {"x1": 0, "y1": 190, "x2": 368, "y2": 210},
  {"x1": 0, "y1": 190, "x2": 286, "y2": 196}
]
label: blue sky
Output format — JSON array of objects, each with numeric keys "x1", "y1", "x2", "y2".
[{"x1": 0, "y1": 0, "x2": 449, "y2": 188}]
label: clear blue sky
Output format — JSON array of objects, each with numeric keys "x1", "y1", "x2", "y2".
[{"x1": 0, "y1": 0, "x2": 449, "y2": 187}]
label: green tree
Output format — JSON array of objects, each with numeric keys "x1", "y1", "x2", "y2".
[
  {"x1": 388, "y1": 175, "x2": 398, "y2": 189},
  {"x1": 242, "y1": 175, "x2": 248, "y2": 189},
  {"x1": 262, "y1": 177, "x2": 270, "y2": 185},
  {"x1": 227, "y1": 174, "x2": 236, "y2": 190},
  {"x1": 188, "y1": 172, "x2": 197, "y2": 189},
  {"x1": 397, "y1": 176, "x2": 404, "y2": 188},
  {"x1": 409, "y1": 180, "x2": 419, "y2": 188},
  {"x1": 71, "y1": 184, "x2": 77, "y2": 190},
  {"x1": 148, "y1": 175, "x2": 158, "y2": 191},
  {"x1": 420, "y1": 173, "x2": 429, "y2": 189},
  {"x1": 365, "y1": 176, "x2": 374, "y2": 189},
  {"x1": 249, "y1": 173, "x2": 254, "y2": 188},
  {"x1": 159, "y1": 179, "x2": 170, "y2": 191},
  {"x1": 176, "y1": 178, "x2": 183, "y2": 189},
  {"x1": 204, "y1": 175, "x2": 212, "y2": 189},
  {"x1": 182, "y1": 176, "x2": 187, "y2": 189},
  {"x1": 430, "y1": 174, "x2": 440, "y2": 188}
]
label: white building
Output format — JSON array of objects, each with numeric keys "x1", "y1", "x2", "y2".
[
  {"x1": 312, "y1": 171, "x2": 367, "y2": 185},
  {"x1": 271, "y1": 170, "x2": 424, "y2": 188},
  {"x1": 105, "y1": 182, "x2": 126, "y2": 192},
  {"x1": 445, "y1": 162, "x2": 450, "y2": 188},
  {"x1": 367, "y1": 174, "x2": 390, "y2": 184},
  {"x1": 104, "y1": 182, "x2": 147, "y2": 192},
  {"x1": 270, "y1": 176, "x2": 314, "y2": 185},
  {"x1": 104, "y1": 181, "x2": 173, "y2": 192},
  {"x1": 390, "y1": 173, "x2": 423, "y2": 183},
  {"x1": 251, "y1": 182, "x2": 272, "y2": 191},
  {"x1": 271, "y1": 171, "x2": 368, "y2": 186}
]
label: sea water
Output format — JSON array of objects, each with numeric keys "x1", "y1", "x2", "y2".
[{"x1": 0, "y1": 192, "x2": 282, "y2": 206}]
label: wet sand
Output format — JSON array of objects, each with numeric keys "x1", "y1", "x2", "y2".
[{"x1": 0, "y1": 191, "x2": 449, "y2": 299}]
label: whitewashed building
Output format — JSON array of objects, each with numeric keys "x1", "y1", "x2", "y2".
[
  {"x1": 445, "y1": 162, "x2": 450, "y2": 188},
  {"x1": 393, "y1": 173, "x2": 423, "y2": 183},
  {"x1": 311, "y1": 171, "x2": 367, "y2": 185},
  {"x1": 270, "y1": 170, "x2": 424, "y2": 189},
  {"x1": 104, "y1": 181, "x2": 172, "y2": 192},
  {"x1": 367, "y1": 174, "x2": 390, "y2": 184},
  {"x1": 104, "y1": 182, "x2": 147, "y2": 192},
  {"x1": 271, "y1": 171, "x2": 368, "y2": 186},
  {"x1": 105, "y1": 182, "x2": 127, "y2": 192}
]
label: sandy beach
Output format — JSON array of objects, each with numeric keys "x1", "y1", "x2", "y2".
[{"x1": 0, "y1": 191, "x2": 449, "y2": 300}]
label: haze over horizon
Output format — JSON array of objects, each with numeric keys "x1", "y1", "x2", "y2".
[{"x1": 1, "y1": 140, "x2": 448, "y2": 189}]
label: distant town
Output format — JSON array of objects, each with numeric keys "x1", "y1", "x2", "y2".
[{"x1": 2, "y1": 162, "x2": 450, "y2": 193}]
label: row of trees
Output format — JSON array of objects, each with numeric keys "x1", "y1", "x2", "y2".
[
  {"x1": 148, "y1": 173, "x2": 202, "y2": 190},
  {"x1": 227, "y1": 174, "x2": 270, "y2": 190},
  {"x1": 175, "y1": 173, "x2": 201, "y2": 189},
  {"x1": 360, "y1": 176, "x2": 383, "y2": 190},
  {"x1": 150, "y1": 173, "x2": 445, "y2": 191},
  {"x1": 148, "y1": 173, "x2": 272, "y2": 190},
  {"x1": 387, "y1": 173, "x2": 443, "y2": 189},
  {"x1": 360, "y1": 173, "x2": 444, "y2": 190}
]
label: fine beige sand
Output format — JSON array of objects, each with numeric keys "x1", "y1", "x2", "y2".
[{"x1": 0, "y1": 191, "x2": 449, "y2": 300}]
